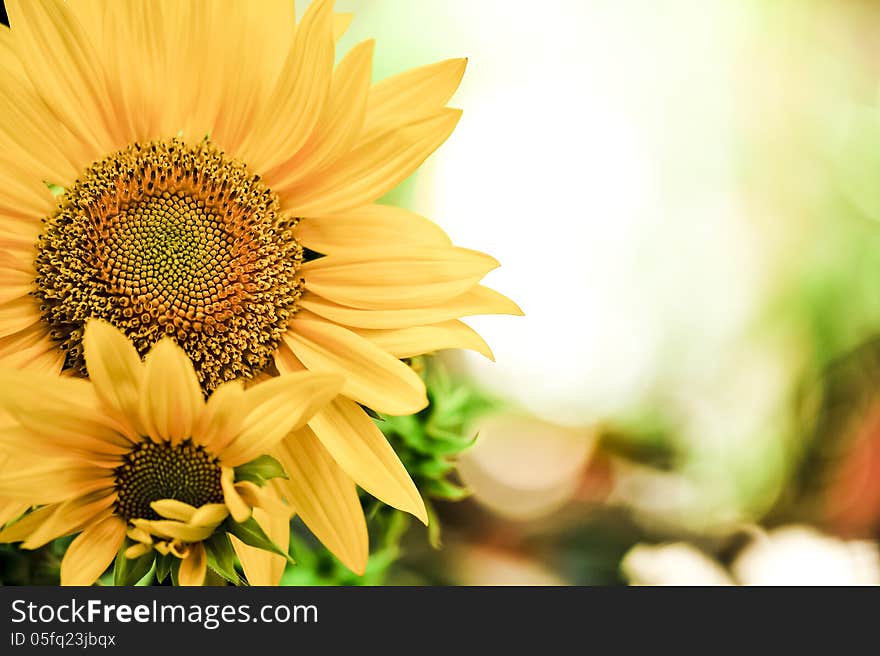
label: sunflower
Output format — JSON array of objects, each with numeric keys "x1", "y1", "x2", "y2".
[
  {"x1": 0, "y1": 0, "x2": 520, "y2": 575},
  {"x1": 0, "y1": 320, "x2": 343, "y2": 586}
]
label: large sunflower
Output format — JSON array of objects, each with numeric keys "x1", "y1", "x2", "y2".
[
  {"x1": 0, "y1": 0, "x2": 520, "y2": 575},
  {"x1": 0, "y1": 320, "x2": 343, "y2": 586}
]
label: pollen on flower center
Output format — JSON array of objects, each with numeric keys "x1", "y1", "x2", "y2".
[
  {"x1": 114, "y1": 439, "x2": 224, "y2": 521},
  {"x1": 34, "y1": 138, "x2": 304, "y2": 392}
]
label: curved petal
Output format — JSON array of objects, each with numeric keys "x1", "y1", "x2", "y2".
[
  {"x1": 361, "y1": 57, "x2": 466, "y2": 141},
  {"x1": 178, "y1": 541, "x2": 207, "y2": 587},
  {"x1": 221, "y1": 466, "x2": 251, "y2": 523},
  {"x1": 333, "y1": 13, "x2": 353, "y2": 41},
  {"x1": 294, "y1": 204, "x2": 451, "y2": 254},
  {"x1": 0, "y1": 296, "x2": 41, "y2": 339},
  {"x1": 6, "y1": 0, "x2": 116, "y2": 158},
  {"x1": 139, "y1": 337, "x2": 204, "y2": 446},
  {"x1": 241, "y1": 0, "x2": 335, "y2": 174},
  {"x1": 193, "y1": 380, "x2": 246, "y2": 453},
  {"x1": 0, "y1": 329, "x2": 64, "y2": 376},
  {"x1": 130, "y1": 519, "x2": 214, "y2": 543},
  {"x1": 0, "y1": 504, "x2": 56, "y2": 543},
  {"x1": 83, "y1": 319, "x2": 146, "y2": 440},
  {"x1": 266, "y1": 39, "x2": 374, "y2": 189},
  {"x1": 22, "y1": 492, "x2": 116, "y2": 549},
  {"x1": 282, "y1": 109, "x2": 461, "y2": 216},
  {"x1": 190, "y1": 503, "x2": 229, "y2": 528},
  {"x1": 303, "y1": 245, "x2": 498, "y2": 310},
  {"x1": 0, "y1": 498, "x2": 28, "y2": 529},
  {"x1": 284, "y1": 318, "x2": 427, "y2": 416},
  {"x1": 309, "y1": 397, "x2": 427, "y2": 523},
  {"x1": 273, "y1": 340, "x2": 307, "y2": 375},
  {"x1": 0, "y1": 464, "x2": 114, "y2": 505},
  {"x1": 151, "y1": 499, "x2": 197, "y2": 523},
  {"x1": 207, "y1": 0, "x2": 298, "y2": 152},
  {"x1": 300, "y1": 285, "x2": 523, "y2": 329},
  {"x1": 60, "y1": 515, "x2": 126, "y2": 586},
  {"x1": 231, "y1": 502, "x2": 292, "y2": 586},
  {"x1": 274, "y1": 427, "x2": 368, "y2": 575},
  {"x1": 218, "y1": 372, "x2": 344, "y2": 468},
  {"x1": 353, "y1": 319, "x2": 494, "y2": 360}
]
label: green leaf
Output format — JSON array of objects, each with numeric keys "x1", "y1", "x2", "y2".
[
  {"x1": 234, "y1": 455, "x2": 288, "y2": 487},
  {"x1": 45, "y1": 182, "x2": 64, "y2": 197},
  {"x1": 169, "y1": 558, "x2": 181, "y2": 586},
  {"x1": 205, "y1": 532, "x2": 242, "y2": 585},
  {"x1": 224, "y1": 517, "x2": 295, "y2": 565},
  {"x1": 424, "y1": 478, "x2": 470, "y2": 501},
  {"x1": 155, "y1": 554, "x2": 173, "y2": 583},
  {"x1": 424, "y1": 501, "x2": 443, "y2": 550},
  {"x1": 113, "y1": 545, "x2": 155, "y2": 586},
  {"x1": 359, "y1": 404, "x2": 385, "y2": 421}
]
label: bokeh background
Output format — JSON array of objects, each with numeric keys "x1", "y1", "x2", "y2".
[
  {"x1": 329, "y1": 0, "x2": 880, "y2": 585},
  {"x1": 8, "y1": 0, "x2": 880, "y2": 585}
]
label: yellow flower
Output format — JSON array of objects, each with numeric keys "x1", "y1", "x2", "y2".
[
  {"x1": 0, "y1": 0, "x2": 521, "y2": 572},
  {"x1": 0, "y1": 320, "x2": 343, "y2": 586}
]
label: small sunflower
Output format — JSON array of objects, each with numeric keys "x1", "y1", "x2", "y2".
[
  {"x1": 0, "y1": 320, "x2": 343, "y2": 586},
  {"x1": 0, "y1": 0, "x2": 520, "y2": 573}
]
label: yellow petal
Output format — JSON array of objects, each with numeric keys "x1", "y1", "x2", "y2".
[
  {"x1": 151, "y1": 499, "x2": 197, "y2": 523},
  {"x1": 2, "y1": 412, "x2": 130, "y2": 465},
  {"x1": 126, "y1": 526, "x2": 153, "y2": 545},
  {"x1": 6, "y1": 0, "x2": 115, "y2": 159},
  {"x1": 0, "y1": 504, "x2": 55, "y2": 544},
  {"x1": 0, "y1": 24, "x2": 27, "y2": 84},
  {"x1": 285, "y1": 318, "x2": 427, "y2": 415},
  {"x1": 0, "y1": 57, "x2": 86, "y2": 187},
  {"x1": 303, "y1": 245, "x2": 498, "y2": 310},
  {"x1": 221, "y1": 467, "x2": 251, "y2": 523},
  {"x1": 0, "y1": 250, "x2": 35, "y2": 305},
  {"x1": 362, "y1": 57, "x2": 467, "y2": 141},
  {"x1": 190, "y1": 503, "x2": 229, "y2": 528},
  {"x1": 310, "y1": 398, "x2": 427, "y2": 523},
  {"x1": 268, "y1": 39, "x2": 374, "y2": 189},
  {"x1": 233, "y1": 480, "x2": 268, "y2": 510},
  {"x1": 124, "y1": 542, "x2": 152, "y2": 559},
  {"x1": 0, "y1": 497, "x2": 28, "y2": 528},
  {"x1": 242, "y1": 0, "x2": 335, "y2": 174},
  {"x1": 353, "y1": 319, "x2": 494, "y2": 360},
  {"x1": 231, "y1": 501, "x2": 292, "y2": 586},
  {"x1": 273, "y1": 340, "x2": 308, "y2": 375},
  {"x1": 193, "y1": 379, "x2": 247, "y2": 454},
  {"x1": 130, "y1": 519, "x2": 214, "y2": 543},
  {"x1": 83, "y1": 319, "x2": 145, "y2": 440},
  {"x1": 295, "y1": 204, "x2": 451, "y2": 254},
  {"x1": 0, "y1": 336, "x2": 64, "y2": 375},
  {"x1": 60, "y1": 515, "x2": 126, "y2": 586},
  {"x1": 333, "y1": 13, "x2": 353, "y2": 41},
  {"x1": 300, "y1": 284, "x2": 523, "y2": 329},
  {"x1": 218, "y1": 372, "x2": 343, "y2": 467},
  {"x1": 22, "y1": 492, "x2": 116, "y2": 549},
  {"x1": 0, "y1": 463, "x2": 113, "y2": 504},
  {"x1": 139, "y1": 337, "x2": 204, "y2": 446},
  {"x1": 0, "y1": 321, "x2": 65, "y2": 375},
  {"x1": 178, "y1": 541, "x2": 207, "y2": 587},
  {"x1": 0, "y1": 367, "x2": 130, "y2": 460},
  {"x1": 283, "y1": 108, "x2": 462, "y2": 216},
  {"x1": 0, "y1": 296, "x2": 41, "y2": 339},
  {"x1": 205, "y1": 0, "x2": 298, "y2": 152},
  {"x1": 275, "y1": 427, "x2": 368, "y2": 575}
]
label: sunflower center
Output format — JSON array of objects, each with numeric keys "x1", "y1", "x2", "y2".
[
  {"x1": 114, "y1": 439, "x2": 224, "y2": 521},
  {"x1": 34, "y1": 138, "x2": 304, "y2": 392}
]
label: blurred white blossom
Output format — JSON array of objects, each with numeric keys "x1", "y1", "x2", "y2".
[{"x1": 623, "y1": 525, "x2": 880, "y2": 586}]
